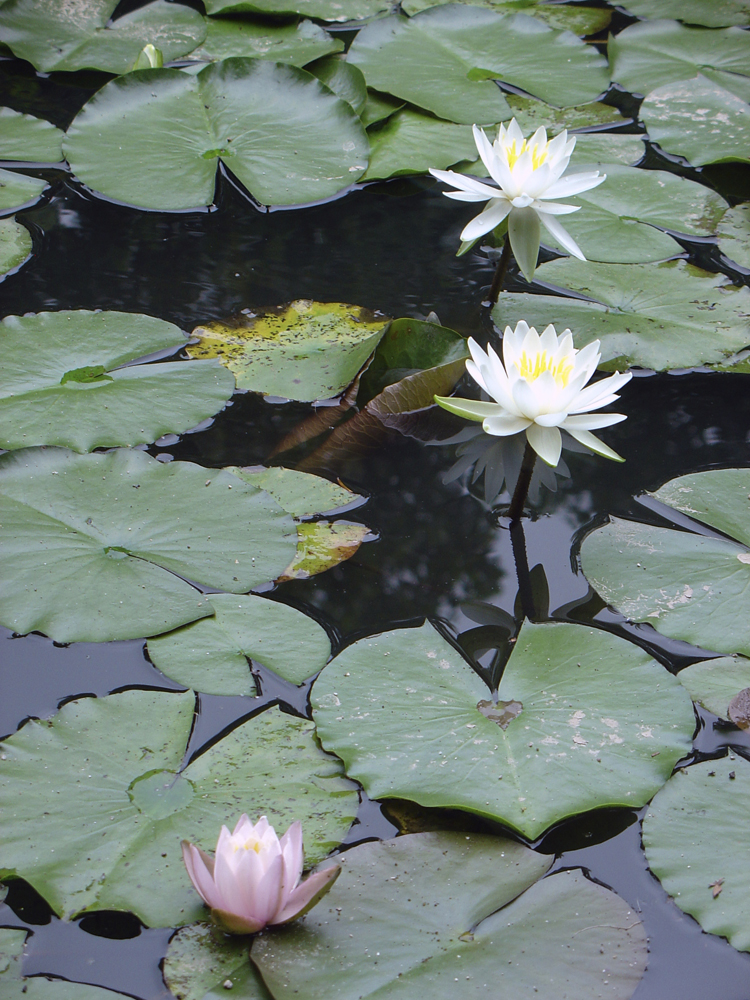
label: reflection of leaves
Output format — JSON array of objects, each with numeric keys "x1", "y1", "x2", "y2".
[{"x1": 359, "y1": 316, "x2": 468, "y2": 400}]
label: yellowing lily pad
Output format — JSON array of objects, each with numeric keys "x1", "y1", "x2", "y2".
[
  {"x1": 278, "y1": 521, "x2": 369, "y2": 581},
  {"x1": 189, "y1": 301, "x2": 388, "y2": 402}
]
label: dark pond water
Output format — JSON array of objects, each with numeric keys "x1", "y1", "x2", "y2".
[{"x1": 2, "y1": 40, "x2": 750, "y2": 1000}]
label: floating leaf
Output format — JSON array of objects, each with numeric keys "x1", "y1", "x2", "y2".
[
  {"x1": 189, "y1": 301, "x2": 388, "y2": 402},
  {"x1": 0, "y1": 693, "x2": 357, "y2": 927},
  {"x1": 678, "y1": 656, "x2": 750, "y2": 720},
  {"x1": 0, "y1": 447, "x2": 297, "y2": 643},
  {"x1": 360, "y1": 89, "x2": 405, "y2": 126},
  {"x1": 165, "y1": 924, "x2": 271, "y2": 1000},
  {"x1": 312, "y1": 620, "x2": 693, "y2": 839},
  {"x1": 64, "y1": 60, "x2": 368, "y2": 210},
  {"x1": 619, "y1": 0, "x2": 750, "y2": 27},
  {"x1": 230, "y1": 465, "x2": 363, "y2": 517},
  {"x1": 278, "y1": 521, "x2": 369, "y2": 581},
  {"x1": 364, "y1": 109, "x2": 478, "y2": 181},
  {"x1": 640, "y1": 76, "x2": 750, "y2": 166},
  {"x1": 0, "y1": 167, "x2": 45, "y2": 213},
  {"x1": 610, "y1": 20, "x2": 750, "y2": 98},
  {"x1": 186, "y1": 17, "x2": 342, "y2": 66},
  {"x1": 718, "y1": 202, "x2": 750, "y2": 270},
  {"x1": 250, "y1": 833, "x2": 646, "y2": 1000},
  {"x1": 308, "y1": 56, "x2": 367, "y2": 114},
  {"x1": 401, "y1": 0, "x2": 612, "y2": 35},
  {"x1": 643, "y1": 755, "x2": 750, "y2": 952},
  {"x1": 147, "y1": 594, "x2": 331, "y2": 694},
  {"x1": 0, "y1": 0, "x2": 207, "y2": 74},
  {"x1": 0, "y1": 310, "x2": 235, "y2": 453},
  {"x1": 505, "y1": 93, "x2": 625, "y2": 133},
  {"x1": 0, "y1": 217, "x2": 31, "y2": 277},
  {"x1": 538, "y1": 164, "x2": 727, "y2": 264},
  {"x1": 359, "y1": 316, "x2": 468, "y2": 399},
  {"x1": 0, "y1": 108, "x2": 64, "y2": 162},
  {"x1": 203, "y1": 0, "x2": 391, "y2": 19},
  {"x1": 568, "y1": 132, "x2": 645, "y2": 168},
  {"x1": 581, "y1": 469, "x2": 750, "y2": 658},
  {"x1": 347, "y1": 7, "x2": 609, "y2": 126},
  {"x1": 493, "y1": 259, "x2": 750, "y2": 371}
]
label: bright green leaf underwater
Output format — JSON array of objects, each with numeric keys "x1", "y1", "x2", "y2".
[
  {"x1": 0, "y1": 693, "x2": 357, "y2": 927},
  {"x1": 312, "y1": 620, "x2": 694, "y2": 839}
]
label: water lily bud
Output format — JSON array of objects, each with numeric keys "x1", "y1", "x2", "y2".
[{"x1": 181, "y1": 814, "x2": 340, "y2": 935}]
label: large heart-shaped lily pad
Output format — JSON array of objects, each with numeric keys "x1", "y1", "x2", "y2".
[
  {"x1": 640, "y1": 76, "x2": 750, "y2": 166},
  {"x1": 0, "y1": 692, "x2": 357, "y2": 927},
  {"x1": 619, "y1": 0, "x2": 750, "y2": 27},
  {"x1": 189, "y1": 301, "x2": 388, "y2": 401},
  {"x1": 249, "y1": 834, "x2": 646, "y2": 1000},
  {"x1": 63, "y1": 60, "x2": 368, "y2": 210},
  {"x1": 185, "y1": 17, "x2": 342, "y2": 66},
  {"x1": 0, "y1": 108, "x2": 63, "y2": 162},
  {"x1": 0, "y1": 310, "x2": 235, "y2": 452},
  {"x1": 147, "y1": 593, "x2": 331, "y2": 695},
  {"x1": 718, "y1": 203, "x2": 750, "y2": 270},
  {"x1": 0, "y1": 218, "x2": 31, "y2": 277},
  {"x1": 312, "y1": 620, "x2": 694, "y2": 839},
  {"x1": 643, "y1": 755, "x2": 750, "y2": 951},
  {"x1": 364, "y1": 109, "x2": 479, "y2": 181},
  {"x1": 0, "y1": 168, "x2": 46, "y2": 214},
  {"x1": 493, "y1": 259, "x2": 750, "y2": 371},
  {"x1": 401, "y1": 0, "x2": 612, "y2": 36},
  {"x1": 539, "y1": 164, "x2": 727, "y2": 264},
  {"x1": 677, "y1": 656, "x2": 750, "y2": 721},
  {"x1": 0, "y1": 447, "x2": 297, "y2": 643},
  {"x1": 0, "y1": 927, "x2": 133, "y2": 1000},
  {"x1": 347, "y1": 7, "x2": 609, "y2": 125},
  {"x1": 610, "y1": 19, "x2": 750, "y2": 98},
  {"x1": 581, "y1": 469, "x2": 750, "y2": 657},
  {"x1": 204, "y1": 0, "x2": 390, "y2": 19},
  {"x1": 0, "y1": 0, "x2": 207, "y2": 74}
]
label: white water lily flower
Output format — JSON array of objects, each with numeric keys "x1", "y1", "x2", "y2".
[
  {"x1": 435, "y1": 321, "x2": 632, "y2": 468},
  {"x1": 182, "y1": 814, "x2": 339, "y2": 935},
  {"x1": 429, "y1": 119, "x2": 605, "y2": 281}
]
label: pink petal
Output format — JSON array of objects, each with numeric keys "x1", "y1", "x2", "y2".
[
  {"x1": 273, "y1": 865, "x2": 341, "y2": 926},
  {"x1": 210, "y1": 907, "x2": 266, "y2": 936},
  {"x1": 182, "y1": 842, "x2": 220, "y2": 910}
]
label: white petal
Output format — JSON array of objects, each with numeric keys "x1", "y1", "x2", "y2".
[
  {"x1": 562, "y1": 412, "x2": 628, "y2": 430},
  {"x1": 534, "y1": 201, "x2": 581, "y2": 216},
  {"x1": 543, "y1": 171, "x2": 605, "y2": 199},
  {"x1": 568, "y1": 371, "x2": 632, "y2": 412},
  {"x1": 429, "y1": 168, "x2": 500, "y2": 200},
  {"x1": 512, "y1": 377, "x2": 543, "y2": 420},
  {"x1": 472, "y1": 125, "x2": 506, "y2": 189},
  {"x1": 482, "y1": 413, "x2": 530, "y2": 436},
  {"x1": 461, "y1": 199, "x2": 512, "y2": 242},
  {"x1": 526, "y1": 423, "x2": 562, "y2": 466},
  {"x1": 534, "y1": 411, "x2": 568, "y2": 427},
  {"x1": 565, "y1": 427, "x2": 624, "y2": 461},
  {"x1": 505, "y1": 118, "x2": 524, "y2": 146},
  {"x1": 538, "y1": 213, "x2": 585, "y2": 260}
]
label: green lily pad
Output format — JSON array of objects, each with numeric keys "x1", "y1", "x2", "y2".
[
  {"x1": 0, "y1": 692, "x2": 357, "y2": 927},
  {"x1": 360, "y1": 316, "x2": 469, "y2": 399},
  {"x1": 567, "y1": 132, "x2": 646, "y2": 168},
  {"x1": 312, "y1": 620, "x2": 694, "y2": 839},
  {"x1": 0, "y1": 926, "x2": 134, "y2": 1000},
  {"x1": 189, "y1": 301, "x2": 388, "y2": 402},
  {"x1": 620, "y1": 0, "x2": 750, "y2": 27},
  {"x1": 402, "y1": 0, "x2": 611, "y2": 36},
  {"x1": 0, "y1": 108, "x2": 64, "y2": 162},
  {"x1": 308, "y1": 56, "x2": 367, "y2": 114},
  {"x1": 229, "y1": 465, "x2": 363, "y2": 517},
  {"x1": 677, "y1": 656, "x2": 750, "y2": 720},
  {"x1": 250, "y1": 834, "x2": 646, "y2": 1000},
  {"x1": 0, "y1": 447, "x2": 297, "y2": 643},
  {"x1": 186, "y1": 17, "x2": 342, "y2": 66},
  {"x1": 718, "y1": 202, "x2": 750, "y2": 270},
  {"x1": 0, "y1": 217, "x2": 31, "y2": 277},
  {"x1": 610, "y1": 19, "x2": 750, "y2": 98},
  {"x1": 0, "y1": 310, "x2": 235, "y2": 452},
  {"x1": 493, "y1": 259, "x2": 750, "y2": 371},
  {"x1": 0, "y1": 168, "x2": 46, "y2": 213},
  {"x1": 204, "y1": 0, "x2": 390, "y2": 19},
  {"x1": 506, "y1": 93, "x2": 625, "y2": 133},
  {"x1": 581, "y1": 469, "x2": 750, "y2": 658},
  {"x1": 277, "y1": 521, "x2": 369, "y2": 581},
  {"x1": 347, "y1": 7, "x2": 609, "y2": 126},
  {"x1": 539, "y1": 164, "x2": 727, "y2": 263},
  {"x1": 360, "y1": 89, "x2": 405, "y2": 127},
  {"x1": 165, "y1": 924, "x2": 271, "y2": 1000},
  {"x1": 63, "y1": 60, "x2": 368, "y2": 210},
  {"x1": 147, "y1": 593, "x2": 331, "y2": 694},
  {"x1": 641, "y1": 76, "x2": 750, "y2": 167},
  {"x1": 364, "y1": 109, "x2": 479, "y2": 181},
  {"x1": 0, "y1": 0, "x2": 206, "y2": 74},
  {"x1": 643, "y1": 755, "x2": 750, "y2": 951}
]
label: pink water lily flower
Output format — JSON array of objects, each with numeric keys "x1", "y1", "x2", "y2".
[{"x1": 182, "y1": 814, "x2": 340, "y2": 935}]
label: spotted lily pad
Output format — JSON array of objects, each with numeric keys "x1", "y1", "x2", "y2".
[
  {"x1": 0, "y1": 693, "x2": 357, "y2": 927},
  {"x1": 347, "y1": 7, "x2": 609, "y2": 125},
  {"x1": 64, "y1": 60, "x2": 369, "y2": 210},
  {"x1": 677, "y1": 656, "x2": 750, "y2": 721},
  {"x1": 0, "y1": 447, "x2": 297, "y2": 643},
  {"x1": 718, "y1": 203, "x2": 750, "y2": 270},
  {"x1": 189, "y1": 301, "x2": 388, "y2": 402},
  {"x1": 643, "y1": 755, "x2": 750, "y2": 951},
  {"x1": 0, "y1": 108, "x2": 64, "y2": 162},
  {"x1": 401, "y1": 0, "x2": 612, "y2": 35},
  {"x1": 493, "y1": 259, "x2": 750, "y2": 371},
  {"x1": 581, "y1": 469, "x2": 750, "y2": 658},
  {"x1": 147, "y1": 594, "x2": 331, "y2": 695},
  {"x1": 185, "y1": 17, "x2": 342, "y2": 65},
  {"x1": 0, "y1": 0, "x2": 207, "y2": 74},
  {"x1": 0, "y1": 217, "x2": 31, "y2": 276},
  {"x1": 640, "y1": 76, "x2": 750, "y2": 166},
  {"x1": 312, "y1": 620, "x2": 694, "y2": 839},
  {"x1": 203, "y1": 0, "x2": 390, "y2": 19},
  {"x1": 251, "y1": 834, "x2": 646, "y2": 1000},
  {"x1": 164, "y1": 924, "x2": 271, "y2": 1000},
  {"x1": 0, "y1": 310, "x2": 235, "y2": 452},
  {"x1": 0, "y1": 168, "x2": 46, "y2": 213},
  {"x1": 619, "y1": 0, "x2": 750, "y2": 27}
]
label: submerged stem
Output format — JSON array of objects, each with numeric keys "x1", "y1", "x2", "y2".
[
  {"x1": 507, "y1": 438, "x2": 536, "y2": 521},
  {"x1": 487, "y1": 237, "x2": 512, "y2": 306},
  {"x1": 510, "y1": 518, "x2": 535, "y2": 624}
]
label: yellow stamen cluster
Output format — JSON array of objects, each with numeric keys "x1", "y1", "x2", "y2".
[
  {"x1": 504, "y1": 138, "x2": 550, "y2": 171},
  {"x1": 236, "y1": 838, "x2": 263, "y2": 853},
  {"x1": 516, "y1": 350, "x2": 574, "y2": 387}
]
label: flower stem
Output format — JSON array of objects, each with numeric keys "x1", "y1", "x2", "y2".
[
  {"x1": 487, "y1": 236, "x2": 512, "y2": 306},
  {"x1": 507, "y1": 438, "x2": 536, "y2": 521},
  {"x1": 509, "y1": 518, "x2": 535, "y2": 623}
]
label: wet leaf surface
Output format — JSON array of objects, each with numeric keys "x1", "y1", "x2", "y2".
[
  {"x1": 0, "y1": 107, "x2": 64, "y2": 161},
  {"x1": 164, "y1": 923, "x2": 270, "y2": 1000}
]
